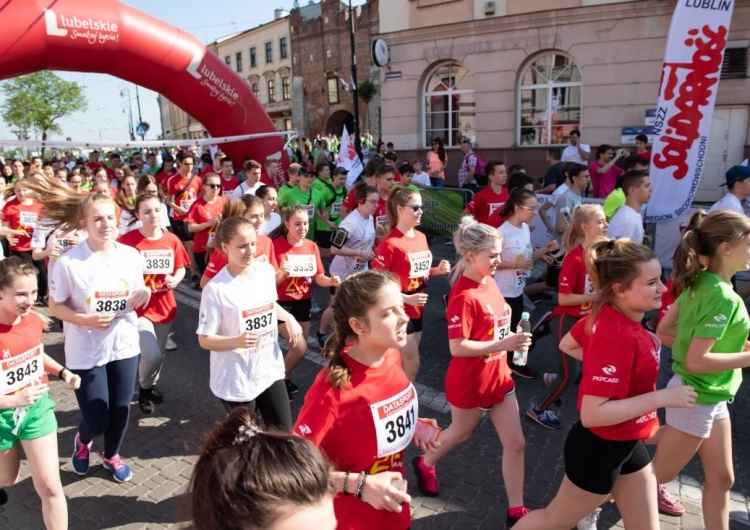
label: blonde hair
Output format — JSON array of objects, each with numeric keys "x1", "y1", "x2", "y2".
[
  {"x1": 321, "y1": 270, "x2": 401, "y2": 389},
  {"x1": 450, "y1": 216, "x2": 502, "y2": 285},
  {"x1": 559, "y1": 204, "x2": 604, "y2": 255}
]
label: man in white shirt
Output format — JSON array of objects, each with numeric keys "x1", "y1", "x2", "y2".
[
  {"x1": 708, "y1": 165, "x2": 750, "y2": 215},
  {"x1": 608, "y1": 170, "x2": 652, "y2": 244},
  {"x1": 554, "y1": 164, "x2": 589, "y2": 241},
  {"x1": 561, "y1": 130, "x2": 591, "y2": 164},
  {"x1": 231, "y1": 160, "x2": 263, "y2": 199}
]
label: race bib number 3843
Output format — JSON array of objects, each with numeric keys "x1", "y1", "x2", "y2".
[
  {"x1": 370, "y1": 384, "x2": 418, "y2": 458},
  {"x1": 1, "y1": 344, "x2": 43, "y2": 395}
]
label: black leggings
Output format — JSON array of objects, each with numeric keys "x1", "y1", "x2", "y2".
[
  {"x1": 11, "y1": 250, "x2": 47, "y2": 298},
  {"x1": 72, "y1": 356, "x2": 139, "y2": 457},
  {"x1": 220, "y1": 379, "x2": 292, "y2": 432},
  {"x1": 193, "y1": 251, "x2": 207, "y2": 275},
  {"x1": 536, "y1": 313, "x2": 580, "y2": 410}
]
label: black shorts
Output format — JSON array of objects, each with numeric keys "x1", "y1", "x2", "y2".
[
  {"x1": 172, "y1": 220, "x2": 193, "y2": 242},
  {"x1": 278, "y1": 299, "x2": 312, "y2": 323},
  {"x1": 564, "y1": 421, "x2": 652, "y2": 495},
  {"x1": 406, "y1": 317, "x2": 423, "y2": 334},
  {"x1": 315, "y1": 230, "x2": 332, "y2": 249}
]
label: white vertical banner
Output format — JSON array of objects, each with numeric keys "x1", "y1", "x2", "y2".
[
  {"x1": 645, "y1": 1, "x2": 735, "y2": 223},
  {"x1": 337, "y1": 125, "x2": 364, "y2": 187}
]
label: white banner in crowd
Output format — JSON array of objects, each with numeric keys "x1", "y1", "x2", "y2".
[
  {"x1": 336, "y1": 125, "x2": 364, "y2": 187},
  {"x1": 646, "y1": 0, "x2": 735, "y2": 223}
]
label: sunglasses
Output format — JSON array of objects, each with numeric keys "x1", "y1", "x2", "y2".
[
  {"x1": 405, "y1": 204, "x2": 424, "y2": 212},
  {"x1": 205, "y1": 184, "x2": 222, "y2": 189}
]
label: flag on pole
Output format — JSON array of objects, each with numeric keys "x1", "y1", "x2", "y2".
[
  {"x1": 645, "y1": 1, "x2": 735, "y2": 223},
  {"x1": 337, "y1": 125, "x2": 363, "y2": 187}
]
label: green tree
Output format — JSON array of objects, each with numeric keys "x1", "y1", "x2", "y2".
[
  {"x1": 357, "y1": 78, "x2": 378, "y2": 135},
  {"x1": 1, "y1": 71, "x2": 87, "y2": 155}
]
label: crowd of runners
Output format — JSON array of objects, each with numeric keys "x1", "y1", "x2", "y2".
[{"x1": 0, "y1": 140, "x2": 749, "y2": 530}]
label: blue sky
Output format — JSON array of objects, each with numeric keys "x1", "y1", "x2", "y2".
[{"x1": 0, "y1": 0, "x2": 365, "y2": 144}]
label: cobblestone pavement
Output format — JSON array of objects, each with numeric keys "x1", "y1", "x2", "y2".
[{"x1": 1, "y1": 238, "x2": 749, "y2": 529}]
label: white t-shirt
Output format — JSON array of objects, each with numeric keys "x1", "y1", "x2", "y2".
[
  {"x1": 608, "y1": 204, "x2": 645, "y2": 244},
  {"x1": 231, "y1": 181, "x2": 263, "y2": 200},
  {"x1": 49, "y1": 241, "x2": 145, "y2": 369},
  {"x1": 31, "y1": 228, "x2": 87, "y2": 279},
  {"x1": 561, "y1": 144, "x2": 591, "y2": 164},
  {"x1": 259, "y1": 212, "x2": 281, "y2": 236},
  {"x1": 412, "y1": 171, "x2": 431, "y2": 188},
  {"x1": 495, "y1": 222, "x2": 532, "y2": 299},
  {"x1": 553, "y1": 188, "x2": 582, "y2": 243},
  {"x1": 197, "y1": 262, "x2": 284, "y2": 402},
  {"x1": 708, "y1": 192, "x2": 745, "y2": 215},
  {"x1": 330, "y1": 209, "x2": 376, "y2": 279}
]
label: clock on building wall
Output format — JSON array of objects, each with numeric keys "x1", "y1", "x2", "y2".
[{"x1": 372, "y1": 39, "x2": 389, "y2": 67}]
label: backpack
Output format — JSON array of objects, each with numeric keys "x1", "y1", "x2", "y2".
[{"x1": 473, "y1": 152, "x2": 488, "y2": 186}]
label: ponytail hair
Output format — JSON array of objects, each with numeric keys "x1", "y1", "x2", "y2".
[
  {"x1": 267, "y1": 205, "x2": 308, "y2": 240},
  {"x1": 450, "y1": 216, "x2": 502, "y2": 285},
  {"x1": 559, "y1": 204, "x2": 603, "y2": 255},
  {"x1": 321, "y1": 270, "x2": 400, "y2": 389},
  {"x1": 672, "y1": 209, "x2": 750, "y2": 298},
  {"x1": 354, "y1": 180, "x2": 377, "y2": 204},
  {"x1": 497, "y1": 188, "x2": 535, "y2": 219},
  {"x1": 387, "y1": 187, "x2": 418, "y2": 231}
]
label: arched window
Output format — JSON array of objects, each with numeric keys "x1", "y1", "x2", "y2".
[
  {"x1": 423, "y1": 61, "x2": 475, "y2": 148},
  {"x1": 518, "y1": 53, "x2": 582, "y2": 146}
]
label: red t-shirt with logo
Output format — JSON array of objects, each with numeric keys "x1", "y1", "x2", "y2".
[
  {"x1": 117, "y1": 230, "x2": 190, "y2": 323},
  {"x1": 273, "y1": 237, "x2": 324, "y2": 302},
  {"x1": 445, "y1": 275, "x2": 514, "y2": 408},
  {"x1": 570, "y1": 304, "x2": 660, "y2": 441},
  {"x1": 465, "y1": 186, "x2": 509, "y2": 227},
  {"x1": 167, "y1": 174, "x2": 202, "y2": 221},
  {"x1": 154, "y1": 170, "x2": 174, "y2": 190},
  {"x1": 2, "y1": 199, "x2": 44, "y2": 252},
  {"x1": 0, "y1": 313, "x2": 48, "y2": 395},
  {"x1": 293, "y1": 347, "x2": 413, "y2": 530},
  {"x1": 554, "y1": 245, "x2": 595, "y2": 317},
  {"x1": 184, "y1": 197, "x2": 226, "y2": 253},
  {"x1": 219, "y1": 176, "x2": 240, "y2": 198},
  {"x1": 202, "y1": 235, "x2": 278, "y2": 281},
  {"x1": 371, "y1": 229, "x2": 432, "y2": 320}
]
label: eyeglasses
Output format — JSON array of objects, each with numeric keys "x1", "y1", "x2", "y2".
[
  {"x1": 405, "y1": 204, "x2": 424, "y2": 212},
  {"x1": 205, "y1": 184, "x2": 222, "y2": 189},
  {"x1": 519, "y1": 205, "x2": 538, "y2": 212},
  {"x1": 366, "y1": 199, "x2": 380, "y2": 205}
]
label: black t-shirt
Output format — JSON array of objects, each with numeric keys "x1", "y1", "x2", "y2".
[{"x1": 544, "y1": 161, "x2": 566, "y2": 188}]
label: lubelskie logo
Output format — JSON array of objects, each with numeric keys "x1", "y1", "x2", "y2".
[{"x1": 44, "y1": 9, "x2": 120, "y2": 44}]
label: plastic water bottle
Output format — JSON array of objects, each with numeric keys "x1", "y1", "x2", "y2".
[{"x1": 513, "y1": 312, "x2": 531, "y2": 366}]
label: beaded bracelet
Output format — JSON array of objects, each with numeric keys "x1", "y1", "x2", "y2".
[
  {"x1": 354, "y1": 471, "x2": 368, "y2": 500},
  {"x1": 342, "y1": 471, "x2": 351, "y2": 496}
]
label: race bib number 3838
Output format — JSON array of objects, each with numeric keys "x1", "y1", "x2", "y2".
[
  {"x1": 89, "y1": 289, "x2": 130, "y2": 314},
  {"x1": 370, "y1": 384, "x2": 418, "y2": 458},
  {"x1": 1, "y1": 344, "x2": 43, "y2": 395}
]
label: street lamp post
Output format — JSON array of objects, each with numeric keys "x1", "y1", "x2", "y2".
[{"x1": 348, "y1": 0, "x2": 361, "y2": 158}]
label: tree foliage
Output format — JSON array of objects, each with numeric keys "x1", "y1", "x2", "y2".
[{"x1": 1, "y1": 71, "x2": 87, "y2": 149}]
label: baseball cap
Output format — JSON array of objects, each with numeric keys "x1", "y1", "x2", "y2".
[
  {"x1": 333, "y1": 167, "x2": 349, "y2": 175},
  {"x1": 299, "y1": 166, "x2": 313, "y2": 175},
  {"x1": 720, "y1": 165, "x2": 750, "y2": 187}
]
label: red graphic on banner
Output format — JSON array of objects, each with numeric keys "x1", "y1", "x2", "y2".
[{"x1": 652, "y1": 25, "x2": 726, "y2": 180}]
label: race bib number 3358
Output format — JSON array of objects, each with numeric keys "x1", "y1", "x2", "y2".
[{"x1": 370, "y1": 384, "x2": 418, "y2": 458}]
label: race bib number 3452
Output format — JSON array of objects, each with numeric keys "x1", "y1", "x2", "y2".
[
  {"x1": 408, "y1": 250, "x2": 432, "y2": 279},
  {"x1": 370, "y1": 384, "x2": 418, "y2": 458}
]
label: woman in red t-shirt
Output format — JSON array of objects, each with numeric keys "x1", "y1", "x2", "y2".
[
  {"x1": 411, "y1": 217, "x2": 533, "y2": 528},
  {"x1": 294, "y1": 270, "x2": 437, "y2": 530},
  {"x1": 118, "y1": 193, "x2": 190, "y2": 414},
  {"x1": 186, "y1": 173, "x2": 226, "y2": 276},
  {"x1": 528, "y1": 204, "x2": 608, "y2": 429},
  {"x1": 513, "y1": 238, "x2": 697, "y2": 530},
  {"x1": 371, "y1": 188, "x2": 450, "y2": 382},
  {"x1": 270, "y1": 206, "x2": 340, "y2": 397}
]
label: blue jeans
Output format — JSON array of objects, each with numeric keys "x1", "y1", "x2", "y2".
[{"x1": 430, "y1": 177, "x2": 445, "y2": 188}]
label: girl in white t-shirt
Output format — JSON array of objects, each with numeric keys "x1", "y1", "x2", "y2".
[
  {"x1": 197, "y1": 217, "x2": 304, "y2": 431},
  {"x1": 495, "y1": 189, "x2": 558, "y2": 342},
  {"x1": 24, "y1": 178, "x2": 151, "y2": 484},
  {"x1": 256, "y1": 185, "x2": 281, "y2": 236},
  {"x1": 318, "y1": 182, "x2": 379, "y2": 344}
]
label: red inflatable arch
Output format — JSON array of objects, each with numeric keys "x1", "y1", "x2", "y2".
[{"x1": 0, "y1": 0, "x2": 287, "y2": 169}]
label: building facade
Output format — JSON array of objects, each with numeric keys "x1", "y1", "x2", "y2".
[
  {"x1": 377, "y1": 0, "x2": 750, "y2": 201},
  {"x1": 290, "y1": 0, "x2": 381, "y2": 139}
]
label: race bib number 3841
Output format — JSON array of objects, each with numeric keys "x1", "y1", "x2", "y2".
[{"x1": 370, "y1": 384, "x2": 418, "y2": 458}]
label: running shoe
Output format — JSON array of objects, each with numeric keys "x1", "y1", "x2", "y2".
[
  {"x1": 138, "y1": 388, "x2": 154, "y2": 414},
  {"x1": 509, "y1": 362, "x2": 537, "y2": 379},
  {"x1": 411, "y1": 455, "x2": 439, "y2": 497},
  {"x1": 317, "y1": 331, "x2": 330, "y2": 348},
  {"x1": 165, "y1": 332, "x2": 177, "y2": 351},
  {"x1": 526, "y1": 406, "x2": 561, "y2": 430},
  {"x1": 102, "y1": 454, "x2": 133, "y2": 483},
  {"x1": 71, "y1": 433, "x2": 92, "y2": 475},
  {"x1": 285, "y1": 379, "x2": 299, "y2": 401},
  {"x1": 657, "y1": 485, "x2": 685, "y2": 516},
  {"x1": 0, "y1": 488, "x2": 7, "y2": 506},
  {"x1": 150, "y1": 385, "x2": 164, "y2": 405},
  {"x1": 505, "y1": 506, "x2": 531, "y2": 528},
  {"x1": 543, "y1": 373, "x2": 559, "y2": 387},
  {"x1": 190, "y1": 275, "x2": 201, "y2": 290},
  {"x1": 576, "y1": 507, "x2": 601, "y2": 530}
]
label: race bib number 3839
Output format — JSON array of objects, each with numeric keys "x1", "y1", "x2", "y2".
[
  {"x1": 1, "y1": 344, "x2": 43, "y2": 395},
  {"x1": 370, "y1": 384, "x2": 418, "y2": 458},
  {"x1": 141, "y1": 249, "x2": 174, "y2": 275}
]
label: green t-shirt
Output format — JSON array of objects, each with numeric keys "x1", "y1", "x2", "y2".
[
  {"x1": 603, "y1": 188, "x2": 626, "y2": 219},
  {"x1": 393, "y1": 183, "x2": 420, "y2": 193},
  {"x1": 673, "y1": 271, "x2": 749, "y2": 404},
  {"x1": 277, "y1": 185, "x2": 326, "y2": 240},
  {"x1": 277, "y1": 183, "x2": 296, "y2": 205},
  {"x1": 313, "y1": 178, "x2": 347, "y2": 232}
]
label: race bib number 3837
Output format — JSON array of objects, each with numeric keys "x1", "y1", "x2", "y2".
[
  {"x1": 370, "y1": 384, "x2": 418, "y2": 458},
  {"x1": 1, "y1": 344, "x2": 43, "y2": 395}
]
